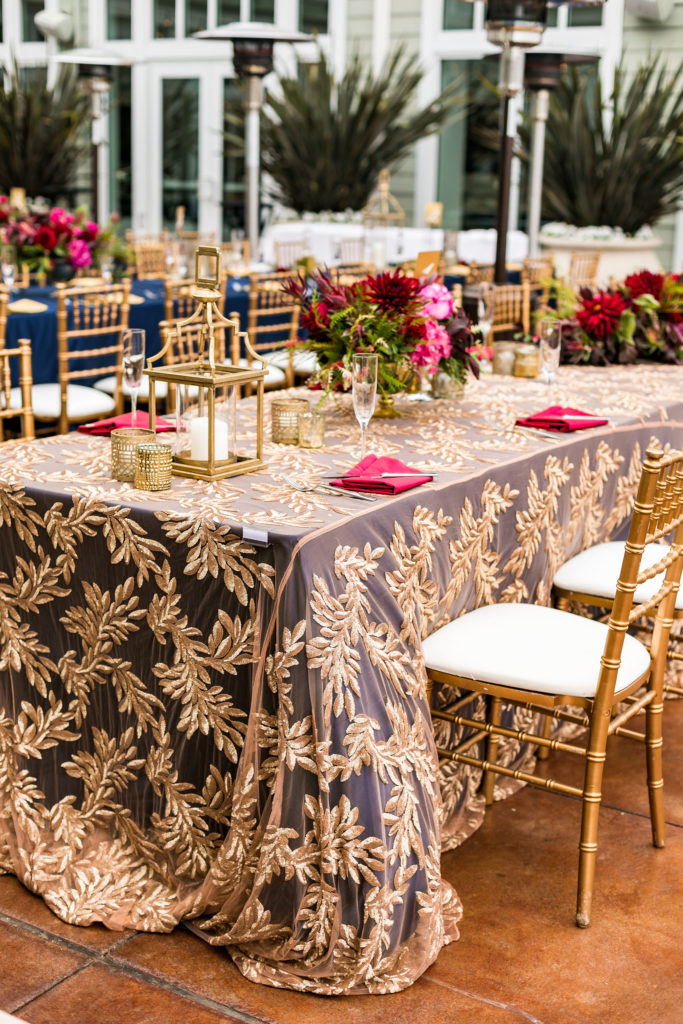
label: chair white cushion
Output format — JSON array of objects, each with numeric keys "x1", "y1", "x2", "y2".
[
  {"x1": 10, "y1": 383, "x2": 116, "y2": 421},
  {"x1": 265, "y1": 348, "x2": 319, "y2": 377},
  {"x1": 94, "y1": 375, "x2": 169, "y2": 400},
  {"x1": 237, "y1": 358, "x2": 286, "y2": 389},
  {"x1": 553, "y1": 541, "x2": 683, "y2": 609},
  {"x1": 422, "y1": 603, "x2": 651, "y2": 699}
]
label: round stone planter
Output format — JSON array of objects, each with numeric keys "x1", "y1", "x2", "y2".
[{"x1": 538, "y1": 234, "x2": 663, "y2": 285}]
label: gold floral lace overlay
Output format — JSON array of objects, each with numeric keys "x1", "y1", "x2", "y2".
[{"x1": 1, "y1": 365, "x2": 682, "y2": 995}]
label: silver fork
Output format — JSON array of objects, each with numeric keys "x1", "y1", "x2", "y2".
[{"x1": 283, "y1": 475, "x2": 377, "y2": 502}]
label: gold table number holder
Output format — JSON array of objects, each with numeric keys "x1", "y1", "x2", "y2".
[{"x1": 145, "y1": 246, "x2": 265, "y2": 481}]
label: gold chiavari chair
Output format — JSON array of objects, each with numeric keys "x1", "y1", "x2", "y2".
[
  {"x1": 332, "y1": 264, "x2": 374, "y2": 288},
  {"x1": 133, "y1": 240, "x2": 167, "y2": 279},
  {"x1": 28, "y1": 281, "x2": 131, "y2": 434},
  {"x1": 487, "y1": 281, "x2": 531, "y2": 343},
  {"x1": 467, "y1": 262, "x2": 495, "y2": 285},
  {"x1": 423, "y1": 443, "x2": 683, "y2": 927},
  {"x1": 164, "y1": 278, "x2": 195, "y2": 323},
  {"x1": 246, "y1": 271, "x2": 302, "y2": 388},
  {"x1": 221, "y1": 239, "x2": 250, "y2": 273},
  {"x1": 567, "y1": 251, "x2": 600, "y2": 291},
  {"x1": 152, "y1": 319, "x2": 228, "y2": 414},
  {"x1": 0, "y1": 290, "x2": 34, "y2": 440},
  {"x1": 522, "y1": 255, "x2": 555, "y2": 307},
  {"x1": 273, "y1": 238, "x2": 308, "y2": 270}
]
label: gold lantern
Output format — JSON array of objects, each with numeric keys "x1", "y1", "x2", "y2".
[{"x1": 145, "y1": 246, "x2": 265, "y2": 481}]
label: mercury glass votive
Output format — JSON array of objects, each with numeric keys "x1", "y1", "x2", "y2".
[
  {"x1": 514, "y1": 344, "x2": 541, "y2": 378},
  {"x1": 298, "y1": 410, "x2": 325, "y2": 449},
  {"x1": 134, "y1": 442, "x2": 173, "y2": 491},
  {"x1": 271, "y1": 398, "x2": 310, "y2": 444},
  {"x1": 111, "y1": 427, "x2": 156, "y2": 482}
]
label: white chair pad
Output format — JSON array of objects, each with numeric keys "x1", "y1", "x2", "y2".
[
  {"x1": 237, "y1": 358, "x2": 286, "y2": 389},
  {"x1": 265, "y1": 348, "x2": 319, "y2": 376},
  {"x1": 422, "y1": 603, "x2": 651, "y2": 699},
  {"x1": 553, "y1": 541, "x2": 682, "y2": 609},
  {"x1": 94, "y1": 375, "x2": 169, "y2": 400},
  {"x1": 10, "y1": 383, "x2": 116, "y2": 421}
]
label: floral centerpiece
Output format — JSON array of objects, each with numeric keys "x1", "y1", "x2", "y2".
[
  {"x1": 540, "y1": 271, "x2": 683, "y2": 366},
  {"x1": 0, "y1": 195, "x2": 123, "y2": 279},
  {"x1": 283, "y1": 268, "x2": 478, "y2": 407}
]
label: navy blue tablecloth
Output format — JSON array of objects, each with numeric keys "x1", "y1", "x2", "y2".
[{"x1": 5, "y1": 278, "x2": 250, "y2": 386}]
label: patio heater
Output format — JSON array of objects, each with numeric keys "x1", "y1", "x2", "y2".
[
  {"x1": 55, "y1": 48, "x2": 127, "y2": 226},
  {"x1": 524, "y1": 51, "x2": 599, "y2": 257},
  {"x1": 193, "y1": 22, "x2": 313, "y2": 261},
  {"x1": 481, "y1": 0, "x2": 606, "y2": 282}
]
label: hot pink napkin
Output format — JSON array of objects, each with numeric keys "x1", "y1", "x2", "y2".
[
  {"x1": 515, "y1": 405, "x2": 609, "y2": 432},
  {"x1": 78, "y1": 411, "x2": 175, "y2": 436},
  {"x1": 329, "y1": 455, "x2": 433, "y2": 495}
]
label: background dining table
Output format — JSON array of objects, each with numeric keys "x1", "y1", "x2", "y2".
[
  {"x1": 0, "y1": 364, "x2": 682, "y2": 996},
  {"x1": 4, "y1": 277, "x2": 251, "y2": 385}
]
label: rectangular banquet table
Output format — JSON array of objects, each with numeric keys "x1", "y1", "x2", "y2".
[{"x1": 1, "y1": 364, "x2": 682, "y2": 995}]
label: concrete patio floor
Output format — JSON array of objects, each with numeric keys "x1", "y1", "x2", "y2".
[{"x1": 1, "y1": 701, "x2": 682, "y2": 1024}]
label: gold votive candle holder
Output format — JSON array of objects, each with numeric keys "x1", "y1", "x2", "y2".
[
  {"x1": 514, "y1": 344, "x2": 541, "y2": 378},
  {"x1": 134, "y1": 442, "x2": 173, "y2": 491},
  {"x1": 271, "y1": 397, "x2": 310, "y2": 444},
  {"x1": 298, "y1": 410, "x2": 325, "y2": 449},
  {"x1": 492, "y1": 342, "x2": 517, "y2": 376},
  {"x1": 111, "y1": 427, "x2": 156, "y2": 482}
]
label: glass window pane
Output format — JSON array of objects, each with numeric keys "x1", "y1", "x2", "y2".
[
  {"x1": 0, "y1": 4, "x2": 3, "y2": 42},
  {"x1": 218, "y1": 0, "x2": 241, "y2": 21},
  {"x1": 186, "y1": 0, "x2": 207, "y2": 34},
  {"x1": 109, "y1": 66, "x2": 132, "y2": 226},
  {"x1": 223, "y1": 79, "x2": 246, "y2": 236},
  {"x1": 108, "y1": 0, "x2": 132, "y2": 39},
  {"x1": 251, "y1": 0, "x2": 275, "y2": 21},
  {"x1": 300, "y1": 0, "x2": 328, "y2": 33},
  {"x1": 163, "y1": 79, "x2": 199, "y2": 231},
  {"x1": 443, "y1": 1, "x2": 474, "y2": 30},
  {"x1": 154, "y1": 0, "x2": 175, "y2": 37},
  {"x1": 545, "y1": 5, "x2": 558, "y2": 26},
  {"x1": 438, "y1": 57, "x2": 500, "y2": 231},
  {"x1": 22, "y1": 0, "x2": 42, "y2": 41},
  {"x1": 568, "y1": 4, "x2": 603, "y2": 25}
]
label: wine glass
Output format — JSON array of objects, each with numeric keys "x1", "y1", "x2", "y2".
[
  {"x1": 477, "y1": 284, "x2": 495, "y2": 346},
  {"x1": 351, "y1": 353, "x2": 378, "y2": 462},
  {"x1": 538, "y1": 318, "x2": 562, "y2": 384},
  {"x1": 122, "y1": 329, "x2": 146, "y2": 425},
  {"x1": 1, "y1": 245, "x2": 16, "y2": 297}
]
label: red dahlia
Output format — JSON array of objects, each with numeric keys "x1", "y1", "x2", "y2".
[
  {"x1": 575, "y1": 289, "x2": 626, "y2": 341},
  {"x1": 34, "y1": 225, "x2": 58, "y2": 252},
  {"x1": 624, "y1": 271, "x2": 664, "y2": 302},
  {"x1": 361, "y1": 270, "x2": 420, "y2": 312}
]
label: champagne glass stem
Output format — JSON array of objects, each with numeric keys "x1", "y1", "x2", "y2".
[
  {"x1": 131, "y1": 389, "x2": 138, "y2": 423},
  {"x1": 359, "y1": 421, "x2": 366, "y2": 461}
]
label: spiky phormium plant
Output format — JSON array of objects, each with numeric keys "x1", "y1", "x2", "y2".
[
  {"x1": 0, "y1": 59, "x2": 89, "y2": 200},
  {"x1": 259, "y1": 48, "x2": 464, "y2": 213},
  {"x1": 532, "y1": 60, "x2": 683, "y2": 234}
]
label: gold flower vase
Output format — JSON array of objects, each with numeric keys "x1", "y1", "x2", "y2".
[
  {"x1": 374, "y1": 393, "x2": 401, "y2": 418},
  {"x1": 373, "y1": 363, "x2": 417, "y2": 418}
]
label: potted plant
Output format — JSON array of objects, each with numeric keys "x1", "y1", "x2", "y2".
[{"x1": 531, "y1": 59, "x2": 683, "y2": 279}]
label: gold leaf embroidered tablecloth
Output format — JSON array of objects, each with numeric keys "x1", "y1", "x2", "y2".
[{"x1": 1, "y1": 365, "x2": 682, "y2": 995}]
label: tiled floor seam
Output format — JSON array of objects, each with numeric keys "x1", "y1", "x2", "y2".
[
  {"x1": 423, "y1": 976, "x2": 548, "y2": 1024},
  {"x1": 103, "y1": 957, "x2": 270, "y2": 1024},
  {"x1": 9, "y1": 963, "x2": 92, "y2": 1016},
  {"x1": 0, "y1": 910, "x2": 138, "y2": 958}
]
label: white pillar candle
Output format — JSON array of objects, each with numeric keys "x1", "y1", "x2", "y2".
[{"x1": 190, "y1": 416, "x2": 229, "y2": 461}]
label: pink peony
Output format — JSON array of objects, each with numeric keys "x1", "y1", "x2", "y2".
[
  {"x1": 67, "y1": 238, "x2": 92, "y2": 269},
  {"x1": 419, "y1": 282, "x2": 453, "y2": 321},
  {"x1": 411, "y1": 319, "x2": 452, "y2": 369}
]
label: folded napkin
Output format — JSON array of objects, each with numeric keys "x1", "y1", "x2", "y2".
[
  {"x1": 515, "y1": 405, "x2": 609, "y2": 432},
  {"x1": 329, "y1": 455, "x2": 433, "y2": 495},
  {"x1": 78, "y1": 411, "x2": 175, "y2": 436},
  {"x1": 8, "y1": 298, "x2": 49, "y2": 314}
]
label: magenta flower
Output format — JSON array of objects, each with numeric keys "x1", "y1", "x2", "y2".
[
  {"x1": 67, "y1": 238, "x2": 92, "y2": 269},
  {"x1": 419, "y1": 282, "x2": 453, "y2": 321},
  {"x1": 410, "y1": 319, "x2": 452, "y2": 369}
]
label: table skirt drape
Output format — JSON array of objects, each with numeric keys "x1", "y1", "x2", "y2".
[{"x1": 1, "y1": 366, "x2": 682, "y2": 994}]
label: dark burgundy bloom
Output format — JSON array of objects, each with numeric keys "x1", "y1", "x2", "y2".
[
  {"x1": 575, "y1": 288, "x2": 627, "y2": 341},
  {"x1": 34, "y1": 225, "x2": 57, "y2": 252},
  {"x1": 624, "y1": 271, "x2": 664, "y2": 302},
  {"x1": 361, "y1": 270, "x2": 421, "y2": 312}
]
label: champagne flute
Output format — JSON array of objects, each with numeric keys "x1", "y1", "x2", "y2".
[
  {"x1": 1, "y1": 245, "x2": 16, "y2": 298},
  {"x1": 477, "y1": 284, "x2": 495, "y2": 345},
  {"x1": 122, "y1": 329, "x2": 146, "y2": 425},
  {"x1": 538, "y1": 318, "x2": 562, "y2": 384},
  {"x1": 351, "y1": 353, "x2": 378, "y2": 462}
]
